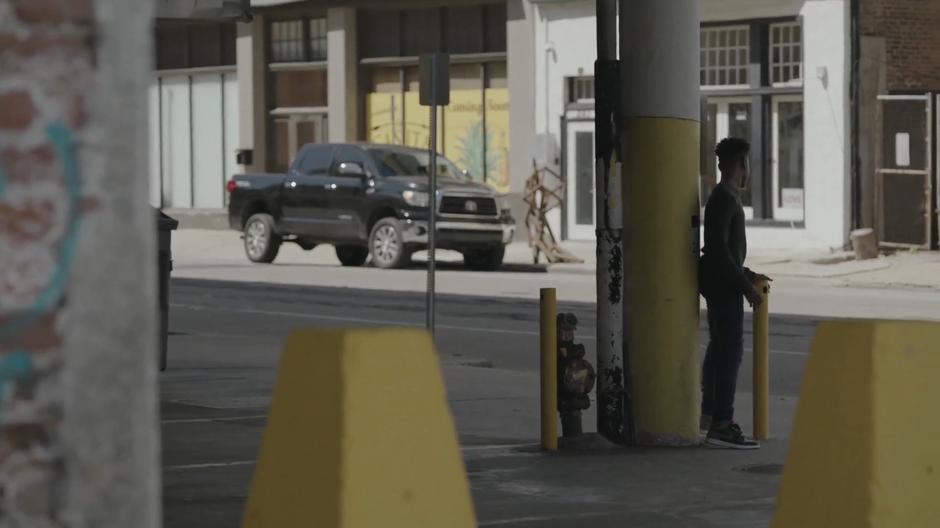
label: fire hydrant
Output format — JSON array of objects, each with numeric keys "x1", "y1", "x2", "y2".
[{"x1": 557, "y1": 312, "x2": 596, "y2": 437}]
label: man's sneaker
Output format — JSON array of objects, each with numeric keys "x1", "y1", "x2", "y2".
[
  {"x1": 705, "y1": 422, "x2": 760, "y2": 450},
  {"x1": 699, "y1": 414, "x2": 712, "y2": 437}
]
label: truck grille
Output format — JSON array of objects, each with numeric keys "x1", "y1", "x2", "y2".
[{"x1": 439, "y1": 196, "x2": 498, "y2": 216}]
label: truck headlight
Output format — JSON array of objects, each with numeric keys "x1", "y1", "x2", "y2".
[{"x1": 402, "y1": 190, "x2": 429, "y2": 207}]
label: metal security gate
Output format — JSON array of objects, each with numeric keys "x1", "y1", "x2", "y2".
[{"x1": 876, "y1": 95, "x2": 933, "y2": 248}]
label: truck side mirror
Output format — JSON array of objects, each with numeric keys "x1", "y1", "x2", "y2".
[{"x1": 337, "y1": 162, "x2": 366, "y2": 177}]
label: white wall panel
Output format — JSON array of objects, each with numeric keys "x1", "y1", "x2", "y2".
[
  {"x1": 223, "y1": 72, "x2": 240, "y2": 199},
  {"x1": 148, "y1": 81, "x2": 162, "y2": 207},
  {"x1": 191, "y1": 74, "x2": 225, "y2": 208},
  {"x1": 160, "y1": 76, "x2": 192, "y2": 208}
]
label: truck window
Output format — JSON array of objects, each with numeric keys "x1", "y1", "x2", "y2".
[
  {"x1": 367, "y1": 148, "x2": 466, "y2": 181},
  {"x1": 331, "y1": 146, "x2": 370, "y2": 176},
  {"x1": 295, "y1": 145, "x2": 333, "y2": 175}
]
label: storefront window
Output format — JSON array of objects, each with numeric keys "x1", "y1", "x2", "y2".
[
  {"x1": 364, "y1": 62, "x2": 510, "y2": 193},
  {"x1": 773, "y1": 98, "x2": 804, "y2": 220}
]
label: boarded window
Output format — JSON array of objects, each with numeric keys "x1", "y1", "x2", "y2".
[{"x1": 273, "y1": 70, "x2": 328, "y2": 108}]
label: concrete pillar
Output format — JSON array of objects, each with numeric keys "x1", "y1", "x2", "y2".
[
  {"x1": 0, "y1": 0, "x2": 160, "y2": 525},
  {"x1": 238, "y1": 15, "x2": 268, "y2": 173},
  {"x1": 507, "y1": 0, "x2": 536, "y2": 195},
  {"x1": 328, "y1": 7, "x2": 358, "y2": 142},
  {"x1": 620, "y1": 0, "x2": 701, "y2": 445}
]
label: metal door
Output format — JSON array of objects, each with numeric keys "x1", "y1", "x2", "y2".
[
  {"x1": 281, "y1": 144, "x2": 334, "y2": 236},
  {"x1": 876, "y1": 95, "x2": 932, "y2": 248},
  {"x1": 326, "y1": 145, "x2": 371, "y2": 241}
]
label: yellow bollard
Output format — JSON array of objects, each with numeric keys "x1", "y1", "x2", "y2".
[
  {"x1": 752, "y1": 278, "x2": 770, "y2": 440},
  {"x1": 540, "y1": 288, "x2": 558, "y2": 451}
]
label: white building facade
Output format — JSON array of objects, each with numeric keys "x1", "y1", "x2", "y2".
[{"x1": 531, "y1": 0, "x2": 851, "y2": 250}]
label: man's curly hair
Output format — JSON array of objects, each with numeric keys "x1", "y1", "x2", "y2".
[{"x1": 715, "y1": 137, "x2": 750, "y2": 171}]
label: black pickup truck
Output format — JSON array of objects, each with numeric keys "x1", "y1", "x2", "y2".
[{"x1": 226, "y1": 143, "x2": 515, "y2": 270}]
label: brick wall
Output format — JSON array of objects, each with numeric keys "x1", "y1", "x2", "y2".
[
  {"x1": 0, "y1": 0, "x2": 95, "y2": 523},
  {"x1": 0, "y1": 0, "x2": 160, "y2": 525},
  {"x1": 860, "y1": 0, "x2": 940, "y2": 91}
]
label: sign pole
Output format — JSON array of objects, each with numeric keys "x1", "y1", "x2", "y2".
[
  {"x1": 427, "y1": 99, "x2": 437, "y2": 333},
  {"x1": 420, "y1": 54, "x2": 449, "y2": 334}
]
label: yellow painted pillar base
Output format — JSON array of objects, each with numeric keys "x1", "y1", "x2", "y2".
[
  {"x1": 622, "y1": 117, "x2": 700, "y2": 445},
  {"x1": 773, "y1": 321, "x2": 940, "y2": 527},
  {"x1": 242, "y1": 328, "x2": 476, "y2": 528}
]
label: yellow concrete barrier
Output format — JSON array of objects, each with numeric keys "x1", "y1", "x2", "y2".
[
  {"x1": 773, "y1": 321, "x2": 940, "y2": 528},
  {"x1": 242, "y1": 328, "x2": 476, "y2": 528}
]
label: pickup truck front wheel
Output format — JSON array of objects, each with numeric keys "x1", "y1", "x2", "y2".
[
  {"x1": 244, "y1": 213, "x2": 281, "y2": 263},
  {"x1": 369, "y1": 218, "x2": 409, "y2": 269},
  {"x1": 463, "y1": 245, "x2": 505, "y2": 271}
]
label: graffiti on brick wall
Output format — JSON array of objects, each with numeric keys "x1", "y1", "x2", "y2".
[
  {"x1": 0, "y1": 122, "x2": 81, "y2": 524},
  {"x1": 0, "y1": 123, "x2": 81, "y2": 341}
]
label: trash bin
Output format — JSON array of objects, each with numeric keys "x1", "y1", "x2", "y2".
[{"x1": 157, "y1": 209, "x2": 179, "y2": 371}]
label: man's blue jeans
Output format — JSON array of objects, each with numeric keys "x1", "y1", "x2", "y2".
[{"x1": 701, "y1": 291, "x2": 744, "y2": 422}]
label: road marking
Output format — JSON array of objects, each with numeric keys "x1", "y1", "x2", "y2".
[
  {"x1": 461, "y1": 443, "x2": 538, "y2": 452},
  {"x1": 162, "y1": 415, "x2": 267, "y2": 425},
  {"x1": 171, "y1": 303, "x2": 542, "y2": 337},
  {"x1": 478, "y1": 511, "x2": 627, "y2": 526},
  {"x1": 164, "y1": 460, "x2": 256, "y2": 471},
  {"x1": 162, "y1": 444, "x2": 538, "y2": 472},
  {"x1": 172, "y1": 303, "x2": 809, "y2": 356}
]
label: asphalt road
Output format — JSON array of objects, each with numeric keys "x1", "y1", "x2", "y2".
[{"x1": 161, "y1": 277, "x2": 818, "y2": 527}]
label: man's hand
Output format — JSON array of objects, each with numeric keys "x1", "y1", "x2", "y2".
[
  {"x1": 745, "y1": 286, "x2": 763, "y2": 308},
  {"x1": 752, "y1": 272, "x2": 773, "y2": 284}
]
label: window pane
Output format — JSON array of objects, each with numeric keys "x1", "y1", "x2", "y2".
[
  {"x1": 709, "y1": 31, "x2": 717, "y2": 47},
  {"x1": 271, "y1": 20, "x2": 305, "y2": 62},
  {"x1": 729, "y1": 103, "x2": 753, "y2": 207},
  {"x1": 776, "y1": 101, "x2": 804, "y2": 213},
  {"x1": 701, "y1": 103, "x2": 719, "y2": 205},
  {"x1": 739, "y1": 29, "x2": 748, "y2": 45},
  {"x1": 794, "y1": 25, "x2": 801, "y2": 42},
  {"x1": 739, "y1": 48, "x2": 748, "y2": 65},
  {"x1": 718, "y1": 70, "x2": 726, "y2": 85},
  {"x1": 575, "y1": 132, "x2": 594, "y2": 225},
  {"x1": 739, "y1": 68, "x2": 748, "y2": 84},
  {"x1": 309, "y1": 18, "x2": 327, "y2": 61},
  {"x1": 719, "y1": 49, "x2": 726, "y2": 66},
  {"x1": 708, "y1": 69, "x2": 716, "y2": 85},
  {"x1": 772, "y1": 26, "x2": 780, "y2": 43},
  {"x1": 298, "y1": 145, "x2": 333, "y2": 175}
]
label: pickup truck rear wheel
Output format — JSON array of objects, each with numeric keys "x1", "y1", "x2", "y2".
[
  {"x1": 369, "y1": 218, "x2": 409, "y2": 269},
  {"x1": 244, "y1": 213, "x2": 281, "y2": 263},
  {"x1": 336, "y1": 245, "x2": 369, "y2": 267},
  {"x1": 463, "y1": 245, "x2": 505, "y2": 271}
]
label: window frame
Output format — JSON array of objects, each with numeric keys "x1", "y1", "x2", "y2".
[
  {"x1": 269, "y1": 16, "x2": 329, "y2": 64},
  {"x1": 769, "y1": 21, "x2": 803, "y2": 87},
  {"x1": 700, "y1": 24, "x2": 751, "y2": 90}
]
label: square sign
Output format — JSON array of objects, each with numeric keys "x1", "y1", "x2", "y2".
[{"x1": 419, "y1": 54, "x2": 450, "y2": 106}]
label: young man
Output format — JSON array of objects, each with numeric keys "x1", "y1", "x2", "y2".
[{"x1": 699, "y1": 137, "x2": 769, "y2": 450}]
